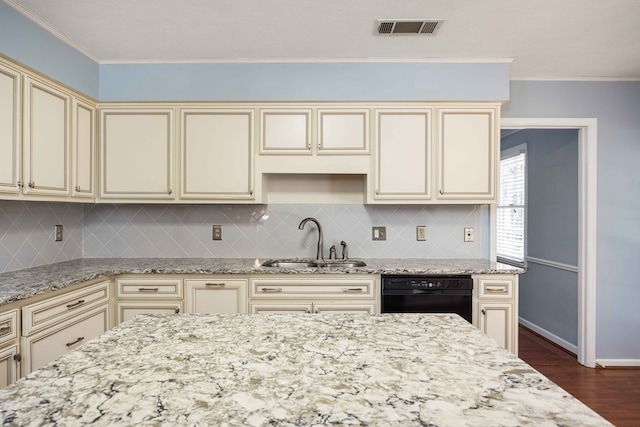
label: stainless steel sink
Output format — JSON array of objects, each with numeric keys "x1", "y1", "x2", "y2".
[
  {"x1": 260, "y1": 260, "x2": 317, "y2": 268},
  {"x1": 260, "y1": 259, "x2": 366, "y2": 269}
]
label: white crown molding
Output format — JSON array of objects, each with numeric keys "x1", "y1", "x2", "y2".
[{"x1": 4, "y1": 0, "x2": 100, "y2": 63}]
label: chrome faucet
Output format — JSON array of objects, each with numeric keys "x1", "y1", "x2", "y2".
[
  {"x1": 340, "y1": 240, "x2": 348, "y2": 260},
  {"x1": 298, "y1": 217, "x2": 323, "y2": 260}
]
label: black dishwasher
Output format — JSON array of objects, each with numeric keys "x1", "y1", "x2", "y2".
[{"x1": 381, "y1": 275, "x2": 473, "y2": 323}]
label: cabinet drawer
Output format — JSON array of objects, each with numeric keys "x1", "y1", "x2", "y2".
[
  {"x1": 477, "y1": 278, "x2": 514, "y2": 299},
  {"x1": 185, "y1": 279, "x2": 247, "y2": 314},
  {"x1": 116, "y1": 277, "x2": 183, "y2": 299},
  {"x1": 250, "y1": 278, "x2": 375, "y2": 299},
  {"x1": 116, "y1": 301, "x2": 182, "y2": 325},
  {"x1": 0, "y1": 310, "x2": 18, "y2": 347},
  {"x1": 22, "y1": 281, "x2": 110, "y2": 336},
  {"x1": 22, "y1": 304, "x2": 109, "y2": 375}
]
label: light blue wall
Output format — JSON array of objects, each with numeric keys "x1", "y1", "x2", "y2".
[
  {"x1": 0, "y1": 2, "x2": 99, "y2": 98},
  {"x1": 504, "y1": 81, "x2": 640, "y2": 360},
  {"x1": 502, "y1": 129, "x2": 579, "y2": 346},
  {"x1": 99, "y1": 62, "x2": 509, "y2": 101}
]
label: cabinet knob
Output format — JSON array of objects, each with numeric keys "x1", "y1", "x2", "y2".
[
  {"x1": 168, "y1": 188, "x2": 173, "y2": 195},
  {"x1": 17, "y1": 180, "x2": 23, "y2": 188},
  {"x1": 75, "y1": 185, "x2": 81, "y2": 192},
  {"x1": 439, "y1": 189, "x2": 444, "y2": 195},
  {"x1": 174, "y1": 308, "x2": 180, "y2": 314},
  {"x1": 28, "y1": 181, "x2": 35, "y2": 188},
  {"x1": 481, "y1": 308, "x2": 487, "y2": 315}
]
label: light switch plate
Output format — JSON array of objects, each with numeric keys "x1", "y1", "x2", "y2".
[
  {"x1": 212, "y1": 225, "x2": 222, "y2": 240},
  {"x1": 372, "y1": 226, "x2": 386, "y2": 241},
  {"x1": 416, "y1": 226, "x2": 426, "y2": 241}
]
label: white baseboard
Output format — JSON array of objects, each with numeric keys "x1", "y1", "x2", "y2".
[
  {"x1": 518, "y1": 317, "x2": 579, "y2": 355},
  {"x1": 596, "y1": 359, "x2": 640, "y2": 368}
]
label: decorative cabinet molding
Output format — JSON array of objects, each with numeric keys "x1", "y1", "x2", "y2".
[
  {"x1": 71, "y1": 98, "x2": 96, "y2": 198},
  {"x1": 259, "y1": 108, "x2": 312, "y2": 154},
  {"x1": 99, "y1": 107, "x2": 175, "y2": 201},
  {"x1": 0, "y1": 61, "x2": 22, "y2": 195},
  {"x1": 317, "y1": 108, "x2": 369, "y2": 154},
  {"x1": 179, "y1": 108, "x2": 255, "y2": 201},
  {"x1": 185, "y1": 278, "x2": 248, "y2": 314},
  {"x1": 22, "y1": 76, "x2": 71, "y2": 197}
]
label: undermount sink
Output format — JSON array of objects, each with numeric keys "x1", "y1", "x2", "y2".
[{"x1": 260, "y1": 259, "x2": 366, "y2": 269}]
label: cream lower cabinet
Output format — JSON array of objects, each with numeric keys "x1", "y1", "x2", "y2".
[
  {"x1": 473, "y1": 274, "x2": 518, "y2": 354},
  {"x1": 21, "y1": 280, "x2": 110, "y2": 376},
  {"x1": 185, "y1": 278, "x2": 247, "y2": 314},
  {"x1": 0, "y1": 309, "x2": 20, "y2": 388},
  {"x1": 115, "y1": 277, "x2": 183, "y2": 324},
  {"x1": 249, "y1": 276, "x2": 378, "y2": 314}
]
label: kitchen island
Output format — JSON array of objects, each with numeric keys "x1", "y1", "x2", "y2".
[{"x1": 0, "y1": 313, "x2": 609, "y2": 426}]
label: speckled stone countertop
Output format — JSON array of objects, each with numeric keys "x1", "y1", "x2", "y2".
[
  {"x1": 0, "y1": 258, "x2": 523, "y2": 307},
  {"x1": 0, "y1": 313, "x2": 609, "y2": 426}
]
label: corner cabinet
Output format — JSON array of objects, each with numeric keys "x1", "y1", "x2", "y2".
[
  {"x1": 371, "y1": 108, "x2": 432, "y2": 201},
  {"x1": 436, "y1": 106, "x2": 498, "y2": 202},
  {"x1": 179, "y1": 108, "x2": 255, "y2": 201},
  {"x1": 473, "y1": 274, "x2": 518, "y2": 354},
  {"x1": 99, "y1": 107, "x2": 175, "y2": 201}
]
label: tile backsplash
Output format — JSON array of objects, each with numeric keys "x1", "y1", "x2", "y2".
[
  {"x1": 0, "y1": 201, "x2": 83, "y2": 273},
  {"x1": 82, "y1": 204, "x2": 485, "y2": 260},
  {"x1": 0, "y1": 202, "x2": 485, "y2": 274}
]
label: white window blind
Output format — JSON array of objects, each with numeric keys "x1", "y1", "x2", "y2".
[{"x1": 497, "y1": 144, "x2": 526, "y2": 266}]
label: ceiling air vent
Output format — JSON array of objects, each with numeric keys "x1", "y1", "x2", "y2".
[{"x1": 375, "y1": 19, "x2": 443, "y2": 35}]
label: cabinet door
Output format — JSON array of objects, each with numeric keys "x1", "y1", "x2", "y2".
[
  {"x1": 250, "y1": 303, "x2": 312, "y2": 314},
  {"x1": 22, "y1": 304, "x2": 109, "y2": 375},
  {"x1": 23, "y1": 77, "x2": 70, "y2": 196},
  {"x1": 373, "y1": 109, "x2": 431, "y2": 201},
  {"x1": 100, "y1": 108, "x2": 174, "y2": 200},
  {"x1": 317, "y1": 108, "x2": 369, "y2": 154},
  {"x1": 72, "y1": 98, "x2": 95, "y2": 198},
  {"x1": 0, "y1": 62, "x2": 22, "y2": 194},
  {"x1": 185, "y1": 279, "x2": 247, "y2": 314},
  {"x1": 259, "y1": 109, "x2": 312, "y2": 154},
  {"x1": 478, "y1": 302, "x2": 513, "y2": 352},
  {"x1": 0, "y1": 345, "x2": 19, "y2": 389},
  {"x1": 437, "y1": 108, "x2": 497, "y2": 201},
  {"x1": 180, "y1": 109, "x2": 254, "y2": 200},
  {"x1": 116, "y1": 301, "x2": 182, "y2": 325}
]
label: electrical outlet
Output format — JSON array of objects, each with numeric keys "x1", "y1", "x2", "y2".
[
  {"x1": 416, "y1": 226, "x2": 427, "y2": 241},
  {"x1": 212, "y1": 225, "x2": 222, "y2": 240},
  {"x1": 54, "y1": 225, "x2": 63, "y2": 242},
  {"x1": 464, "y1": 227, "x2": 474, "y2": 242},
  {"x1": 372, "y1": 226, "x2": 386, "y2": 241}
]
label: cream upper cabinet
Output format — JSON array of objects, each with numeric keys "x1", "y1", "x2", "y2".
[
  {"x1": 100, "y1": 107, "x2": 175, "y2": 200},
  {"x1": 0, "y1": 61, "x2": 22, "y2": 195},
  {"x1": 436, "y1": 106, "x2": 498, "y2": 201},
  {"x1": 22, "y1": 76, "x2": 71, "y2": 196},
  {"x1": 317, "y1": 108, "x2": 369, "y2": 154},
  {"x1": 259, "y1": 108, "x2": 312, "y2": 154},
  {"x1": 71, "y1": 98, "x2": 95, "y2": 198},
  {"x1": 180, "y1": 108, "x2": 254, "y2": 201},
  {"x1": 371, "y1": 109, "x2": 432, "y2": 202}
]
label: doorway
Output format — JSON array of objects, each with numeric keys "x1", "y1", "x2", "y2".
[{"x1": 498, "y1": 118, "x2": 597, "y2": 368}]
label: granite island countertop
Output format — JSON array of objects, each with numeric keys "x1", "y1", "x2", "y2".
[
  {"x1": 0, "y1": 313, "x2": 609, "y2": 426},
  {"x1": 0, "y1": 258, "x2": 524, "y2": 307}
]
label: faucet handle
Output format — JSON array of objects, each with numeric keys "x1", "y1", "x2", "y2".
[
  {"x1": 340, "y1": 240, "x2": 348, "y2": 260},
  {"x1": 329, "y1": 245, "x2": 337, "y2": 260}
]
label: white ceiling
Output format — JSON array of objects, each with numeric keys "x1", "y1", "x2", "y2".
[{"x1": 5, "y1": 0, "x2": 640, "y2": 79}]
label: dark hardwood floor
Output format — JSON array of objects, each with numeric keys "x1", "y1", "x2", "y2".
[{"x1": 518, "y1": 326, "x2": 640, "y2": 427}]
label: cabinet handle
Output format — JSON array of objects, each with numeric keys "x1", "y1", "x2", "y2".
[
  {"x1": 75, "y1": 185, "x2": 81, "y2": 192},
  {"x1": 305, "y1": 309, "x2": 312, "y2": 314},
  {"x1": 260, "y1": 287, "x2": 282, "y2": 293},
  {"x1": 485, "y1": 286, "x2": 508, "y2": 293},
  {"x1": 138, "y1": 287, "x2": 159, "y2": 292},
  {"x1": 168, "y1": 188, "x2": 173, "y2": 195},
  {"x1": 17, "y1": 180, "x2": 23, "y2": 188},
  {"x1": 174, "y1": 308, "x2": 180, "y2": 314},
  {"x1": 205, "y1": 283, "x2": 225, "y2": 288},
  {"x1": 439, "y1": 189, "x2": 444, "y2": 195},
  {"x1": 342, "y1": 288, "x2": 364, "y2": 293},
  {"x1": 0, "y1": 326, "x2": 11, "y2": 337},
  {"x1": 66, "y1": 299, "x2": 86, "y2": 309},
  {"x1": 13, "y1": 353, "x2": 21, "y2": 362},
  {"x1": 28, "y1": 181, "x2": 35, "y2": 188},
  {"x1": 481, "y1": 309, "x2": 487, "y2": 315},
  {"x1": 66, "y1": 336, "x2": 85, "y2": 347},
  {"x1": 306, "y1": 142, "x2": 311, "y2": 149}
]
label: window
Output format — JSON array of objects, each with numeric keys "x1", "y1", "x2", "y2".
[{"x1": 497, "y1": 143, "x2": 526, "y2": 267}]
